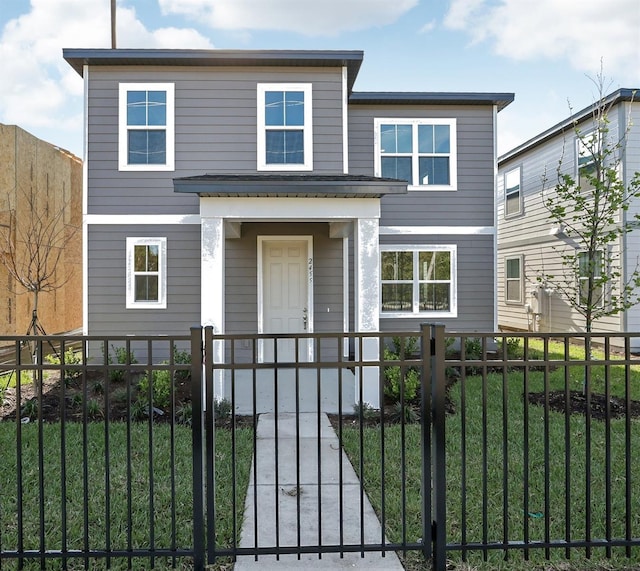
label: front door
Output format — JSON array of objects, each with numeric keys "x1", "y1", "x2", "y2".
[{"x1": 259, "y1": 237, "x2": 313, "y2": 362}]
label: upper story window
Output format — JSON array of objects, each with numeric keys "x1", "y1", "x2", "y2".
[
  {"x1": 119, "y1": 83, "x2": 175, "y2": 171},
  {"x1": 504, "y1": 166, "x2": 522, "y2": 217},
  {"x1": 380, "y1": 245, "x2": 457, "y2": 318},
  {"x1": 126, "y1": 237, "x2": 167, "y2": 309},
  {"x1": 257, "y1": 83, "x2": 313, "y2": 171},
  {"x1": 374, "y1": 118, "x2": 457, "y2": 190},
  {"x1": 576, "y1": 131, "x2": 598, "y2": 192}
]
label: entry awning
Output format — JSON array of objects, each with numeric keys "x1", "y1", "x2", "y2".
[{"x1": 173, "y1": 174, "x2": 408, "y2": 198}]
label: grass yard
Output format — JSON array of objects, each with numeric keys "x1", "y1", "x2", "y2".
[
  {"x1": 342, "y1": 337, "x2": 640, "y2": 570},
  {"x1": 0, "y1": 422, "x2": 253, "y2": 570}
]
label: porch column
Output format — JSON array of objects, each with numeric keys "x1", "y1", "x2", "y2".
[
  {"x1": 201, "y1": 216, "x2": 225, "y2": 399},
  {"x1": 354, "y1": 217, "x2": 380, "y2": 408}
]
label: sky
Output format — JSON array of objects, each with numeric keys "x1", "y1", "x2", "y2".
[{"x1": 0, "y1": 0, "x2": 638, "y2": 159}]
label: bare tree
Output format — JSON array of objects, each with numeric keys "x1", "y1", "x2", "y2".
[{"x1": 0, "y1": 183, "x2": 78, "y2": 338}]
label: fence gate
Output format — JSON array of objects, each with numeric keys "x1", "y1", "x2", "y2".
[{"x1": 189, "y1": 324, "x2": 449, "y2": 570}]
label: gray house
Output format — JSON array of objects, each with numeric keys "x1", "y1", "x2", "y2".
[
  {"x1": 63, "y1": 48, "x2": 512, "y2": 383},
  {"x1": 497, "y1": 89, "x2": 640, "y2": 347}
]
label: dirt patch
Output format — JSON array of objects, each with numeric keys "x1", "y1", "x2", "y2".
[{"x1": 527, "y1": 390, "x2": 640, "y2": 420}]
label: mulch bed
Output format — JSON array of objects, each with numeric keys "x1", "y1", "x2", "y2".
[{"x1": 527, "y1": 390, "x2": 640, "y2": 420}]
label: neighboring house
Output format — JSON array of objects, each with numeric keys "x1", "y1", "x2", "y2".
[
  {"x1": 0, "y1": 124, "x2": 82, "y2": 339},
  {"x1": 497, "y1": 89, "x2": 640, "y2": 344},
  {"x1": 63, "y1": 48, "x2": 512, "y2": 364}
]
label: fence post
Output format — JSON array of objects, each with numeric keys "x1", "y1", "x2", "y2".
[
  {"x1": 191, "y1": 327, "x2": 205, "y2": 571},
  {"x1": 422, "y1": 323, "x2": 447, "y2": 571},
  {"x1": 420, "y1": 324, "x2": 432, "y2": 562}
]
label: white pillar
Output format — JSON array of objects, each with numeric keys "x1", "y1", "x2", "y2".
[
  {"x1": 201, "y1": 216, "x2": 225, "y2": 399},
  {"x1": 353, "y1": 217, "x2": 380, "y2": 408}
]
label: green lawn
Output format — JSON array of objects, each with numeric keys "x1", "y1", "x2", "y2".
[
  {"x1": 0, "y1": 422, "x2": 253, "y2": 570},
  {"x1": 342, "y1": 338, "x2": 640, "y2": 570}
]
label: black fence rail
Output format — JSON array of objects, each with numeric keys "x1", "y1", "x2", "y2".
[
  {"x1": 1, "y1": 328, "x2": 639, "y2": 570},
  {"x1": 0, "y1": 334, "x2": 193, "y2": 570}
]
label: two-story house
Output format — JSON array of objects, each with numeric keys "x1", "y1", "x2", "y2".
[
  {"x1": 497, "y1": 88, "x2": 640, "y2": 346},
  {"x1": 63, "y1": 49, "x2": 512, "y2": 372}
]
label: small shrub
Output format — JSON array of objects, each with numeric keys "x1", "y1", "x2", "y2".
[
  {"x1": 69, "y1": 393, "x2": 83, "y2": 408},
  {"x1": 388, "y1": 401, "x2": 419, "y2": 424},
  {"x1": 138, "y1": 369, "x2": 173, "y2": 410},
  {"x1": 92, "y1": 380, "x2": 104, "y2": 395},
  {"x1": 86, "y1": 399, "x2": 103, "y2": 420},
  {"x1": 176, "y1": 403, "x2": 192, "y2": 426},
  {"x1": 383, "y1": 348, "x2": 420, "y2": 402},
  {"x1": 45, "y1": 348, "x2": 83, "y2": 381},
  {"x1": 130, "y1": 398, "x2": 148, "y2": 422},
  {"x1": 463, "y1": 337, "x2": 482, "y2": 359},
  {"x1": 110, "y1": 387, "x2": 129, "y2": 405},
  {"x1": 392, "y1": 335, "x2": 419, "y2": 356},
  {"x1": 353, "y1": 401, "x2": 378, "y2": 420},
  {"x1": 21, "y1": 398, "x2": 38, "y2": 420},
  {"x1": 172, "y1": 346, "x2": 191, "y2": 383},
  {"x1": 214, "y1": 398, "x2": 232, "y2": 420},
  {"x1": 445, "y1": 336, "x2": 456, "y2": 358},
  {"x1": 109, "y1": 345, "x2": 137, "y2": 383}
]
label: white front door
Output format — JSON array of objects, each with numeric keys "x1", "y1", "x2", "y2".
[{"x1": 259, "y1": 237, "x2": 313, "y2": 362}]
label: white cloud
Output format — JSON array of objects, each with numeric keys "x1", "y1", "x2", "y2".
[
  {"x1": 159, "y1": 0, "x2": 419, "y2": 36},
  {"x1": 0, "y1": 0, "x2": 212, "y2": 151},
  {"x1": 444, "y1": 0, "x2": 640, "y2": 84}
]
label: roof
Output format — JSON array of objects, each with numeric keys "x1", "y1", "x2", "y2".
[
  {"x1": 499, "y1": 88, "x2": 638, "y2": 164},
  {"x1": 173, "y1": 174, "x2": 408, "y2": 198},
  {"x1": 63, "y1": 48, "x2": 364, "y2": 93},
  {"x1": 350, "y1": 91, "x2": 515, "y2": 112}
]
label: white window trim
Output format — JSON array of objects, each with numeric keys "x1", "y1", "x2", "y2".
[
  {"x1": 257, "y1": 83, "x2": 313, "y2": 171},
  {"x1": 126, "y1": 237, "x2": 167, "y2": 309},
  {"x1": 504, "y1": 166, "x2": 522, "y2": 218},
  {"x1": 379, "y1": 244, "x2": 457, "y2": 318},
  {"x1": 374, "y1": 118, "x2": 457, "y2": 191},
  {"x1": 118, "y1": 83, "x2": 175, "y2": 172},
  {"x1": 504, "y1": 255, "x2": 524, "y2": 304}
]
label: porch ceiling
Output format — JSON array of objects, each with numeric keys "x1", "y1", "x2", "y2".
[{"x1": 173, "y1": 174, "x2": 408, "y2": 198}]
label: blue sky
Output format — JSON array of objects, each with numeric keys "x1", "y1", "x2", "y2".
[{"x1": 1, "y1": 0, "x2": 638, "y2": 158}]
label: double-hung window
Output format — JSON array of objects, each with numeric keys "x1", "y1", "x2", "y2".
[
  {"x1": 505, "y1": 256, "x2": 523, "y2": 304},
  {"x1": 126, "y1": 237, "x2": 167, "y2": 309},
  {"x1": 257, "y1": 83, "x2": 313, "y2": 171},
  {"x1": 374, "y1": 118, "x2": 457, "y2": 190},
  {"x1": 380, "y1": 246, "x2": 457, "y2": 317},
  {"x1": 578, "y1": 250, "x2": 604, "y2": 308},
  {"x1": 119, "y1": 83, "x2": 175, "y2": 171},
  {"x1": 504, "y1": 166, "x2": 522, "y2": 217},
  {"x1": 576, "y1": 131, "x2": 598, "y2": 192}
]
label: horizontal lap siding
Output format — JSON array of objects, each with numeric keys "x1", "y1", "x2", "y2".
[
  {"x1": 497, "y1": 104, "x2": 636, "y2": 335},
  {"x1": 379, "y1": 234, "x2": 495, "y2": 331},
  {"x1": 87, "y1": 224, "x2": 201, "y2": 335},
  {"x1": 87, "y1": 66, "x2": 344, "y2": 215},
  {"x1": 225, "y1": 223, "x2": 343, "y2": 335},
  {"x1": 348, "y1": 105, "x2": 496, "y2": 226}
]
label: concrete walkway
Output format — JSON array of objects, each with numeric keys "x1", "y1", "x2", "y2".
[{"x1": 233, "y1": 412, "x2": 404, "y2": 570}]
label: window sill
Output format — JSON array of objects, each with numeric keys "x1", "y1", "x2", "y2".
[
  {"x1": 407, "y1": 185, "x2": 457, "y2": 192},
  {"x1": 381, "y1": 311, "x2": 457, "y2": 319}
]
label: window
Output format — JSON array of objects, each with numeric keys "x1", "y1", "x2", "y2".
[
  {"x1": 504, "y1": 166, "x2": 522, "y2": 217},
  {"x1": 380, "y1": 246, "x2": 457, "y2": 317},
  {"x1": 578, "y1": 250, "x2": 604, "y2": 308},
  {"x1": 126, "y1": 238, "x2": 167, "y2": 309},
  {"x1": 374, "y1": 119, "x2": 457, "y2": 190},
  {"x1": 257, "y1": 83, "x2": 313, "y2": 171},
  {"x1": 505, "y1": 256, "x2": 523, "y2": 304},
  {"x1": 576, "y1": 132, "x2": 598, "y2": 191},
  {"x1": 119, "y1": 83, "x2": 175, "y2": 171}
]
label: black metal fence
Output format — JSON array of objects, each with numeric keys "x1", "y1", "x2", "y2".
[{"x1": 1, "y1": 328, "x2": 639, "y2": 570}]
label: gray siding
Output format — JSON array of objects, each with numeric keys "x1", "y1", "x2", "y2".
[
  {"x1": 225, "y1": 222, "x2": 344, "y2": 334},
  {"x1": 348, "y1": 105, "x2": 496, "y2": 227},
  {"x1": 87, "y1": 224, "x2": 201, "y2": 335},
  {"x1": 87, "y1": 66, "x2": 345, "y2": 215}
]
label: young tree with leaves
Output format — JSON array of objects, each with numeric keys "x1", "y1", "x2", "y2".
[{"x1": 540, "y1": 78, "x2": 640, "y2": 337}]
